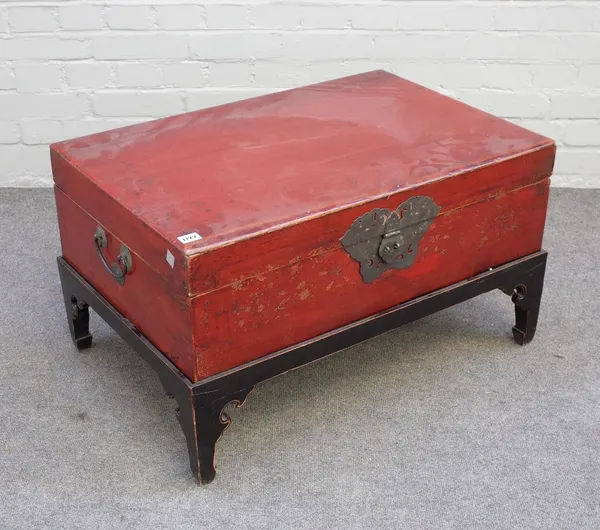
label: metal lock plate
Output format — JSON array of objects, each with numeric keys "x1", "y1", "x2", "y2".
[{"x1": 340, "y1": 196, "x2": 440, "y2": 283}]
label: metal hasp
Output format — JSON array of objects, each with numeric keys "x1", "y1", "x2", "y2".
[{"x1": 340, "y1": 196, "x2": 441, "y2": 283}]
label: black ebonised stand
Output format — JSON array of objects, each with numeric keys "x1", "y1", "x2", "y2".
[{"x1": 58, "y1": 250, "x2": 547, "y2": 485}]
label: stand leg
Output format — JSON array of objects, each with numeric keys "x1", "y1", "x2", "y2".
[
  {"x1": 60, "y1": 285, "x2": 93, "y2": 351},
  {"x1": 501, "y1": 255, "x2": 547, "y2": 345},
  {"x1": 170, "y1": 386, "x2": 254, "y2": 484}
]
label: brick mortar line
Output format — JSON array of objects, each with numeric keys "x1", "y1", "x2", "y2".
[
  {"x1": 2, "y1": 29, "x2": 600, "y2": 35},
  {"x1": 2, "y1": 0, "x2": 600, "y2": 5}
]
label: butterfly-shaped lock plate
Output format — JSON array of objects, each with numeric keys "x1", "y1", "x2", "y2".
[{"x1": 340, "y1": 196, "x2": 440, "y2": 284}]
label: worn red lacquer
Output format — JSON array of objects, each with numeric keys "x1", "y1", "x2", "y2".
[{"x1": 51, "y1": 70, "x2": 555, "y2": 381}]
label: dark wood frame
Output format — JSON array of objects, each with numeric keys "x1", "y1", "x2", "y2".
[{"x1": 57, "y1": 250, "x2": 547, "y2": 484}]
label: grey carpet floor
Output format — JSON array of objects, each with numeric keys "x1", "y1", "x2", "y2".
[{"x1": 0, "y1": 188, "x2": 599, "y2": 530}]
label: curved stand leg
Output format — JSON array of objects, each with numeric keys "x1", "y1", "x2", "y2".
[
  {"x1": 59, "y1": 280, "x2": 93, "y2": 351},
  {"x1": 167, "y1": 385, "x2": 254, "y2": 484},
  {"x1": 501, "y1": 254, "x2": 547, "y2": 345},
  {"x1": 71, "y1": 299, "x2": 93, "y2": 350}
]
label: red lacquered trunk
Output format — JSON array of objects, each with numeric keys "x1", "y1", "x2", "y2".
[{"x1": 51, "y1": 70, "x2": 555, "y2": 382}]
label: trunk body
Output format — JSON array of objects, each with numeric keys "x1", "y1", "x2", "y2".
[{"x1": 52, "y1": 70, "x2": 555, "y2": 382}]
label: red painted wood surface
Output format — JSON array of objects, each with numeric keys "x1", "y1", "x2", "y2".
[
  {"x1": 191, "y1": 179, "x2": 550, "y2": 378},
  {"x1": 54, "y1": 188, "x2": 196, "y2": 378},
  {"x1": 51, "y1": 71, "x2": 553, "y2": 284},
  {"x1": 187, "y1": 144, "x2": 554, "y2": 295},
  {"x1": 51, "y1": 70, "x2": 556, "y2": 382}
]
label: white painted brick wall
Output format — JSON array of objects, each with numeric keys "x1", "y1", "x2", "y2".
[
  {"x1": 1, "y1": 1, "x2": 599, "y2": 187},
  {"x1": 66, "y1": 62, "x2": 112, "y2": 89},
  {"x1": 155, "y1": 5, "x2": 205, "y2": 30},
  {"x1": 105, "y1": 6, "x2": 152, "y2": 30},
  {"x1": 8, "y1": 7, "x2": 58, "y2": 33},
  {"x1": 15, "y1": 63, "x2": 63, "y2": 93},
  {"x1": 59, "y1": 5, "x2": 104, "y2": 31}
]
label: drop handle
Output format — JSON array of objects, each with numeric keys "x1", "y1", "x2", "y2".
[{"x1": 93, "y1": 226, "x2": 132, "y2": 286}]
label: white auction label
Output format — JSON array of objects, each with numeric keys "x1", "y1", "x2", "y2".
[{"x1": 177, "y1": 232, "x2": 203, "y2": 244}]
